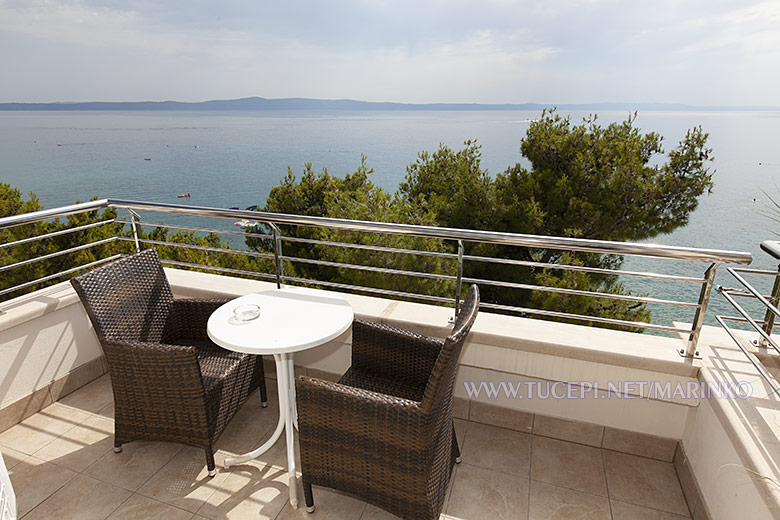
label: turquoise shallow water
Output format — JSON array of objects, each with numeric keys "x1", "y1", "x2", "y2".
[{"x1": 2, "y1": 109, "x2": 780, "y2": 328}]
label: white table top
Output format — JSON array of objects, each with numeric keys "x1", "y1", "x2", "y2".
[{"x1": 207, "y1": 287, "x2": 354, "y2": 355}]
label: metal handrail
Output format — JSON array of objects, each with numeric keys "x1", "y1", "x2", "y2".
[
  {"x1": 716, "y1": 243, "x2": 780, "y2": 393},
  {"x1": 0, "y1": 199, "x2": 753, "y2": 265},
  {"x1": 102, "y1": 199, "x2": 753, "y2": 264},
  {"x1": 0, "y1": 198, "x2": 755, "y2": 354}
]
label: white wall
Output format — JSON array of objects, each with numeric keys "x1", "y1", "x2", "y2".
[{"x1": 0, "y1": 283, "x2": 102, "y2": 409}]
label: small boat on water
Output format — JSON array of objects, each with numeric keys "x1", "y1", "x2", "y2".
[
  {"x1": 177, "y1": 193, "x2": 191, "y2": 198},
  {"x1": 234, "y1": 219, "x2": 259, "y2": 228}
]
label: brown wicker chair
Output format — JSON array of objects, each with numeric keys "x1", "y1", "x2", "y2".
[
  {"x1": 70, "y1": 248, "x2": 267, "y2": 476},
  {"x1": 295, "y1": 285, "x2": 479, "y2": 519}
]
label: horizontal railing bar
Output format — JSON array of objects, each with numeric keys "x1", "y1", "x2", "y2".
[
  {"x1": 463, "y1": 254, "x2": 706, "y2": 283},
  {"x1": 158, "y1": 259, "x2": 277, "y2": 282},
  {"x1": 726, "y1": 267, "x2": 780, "y2": 319},
  {"x1": 282, "y1": 235, "x2": 458, "y2": 260},
  {"x1": 719, "y1": 289, "x2": 780, "y2": 354},
  {"x1": 0, "y1": 237, "x2": 117, "y2": 273},
  {"x1": 279, "y1": 275, "x2": 456, "y2": 305},
  {"x1": 118, "y1": 238, "x2": 276, "y2": 261},
  {"x1": 115, "y1": 219, "x2": 274, "y2": 241},
  {"x1": 0, "y1": 199, "x2": 109, "y2": 229},
  {"x1": 479, "y1": 301, "x2": 690, "y2": 333},
  {"x1": 718, "y1": 286, "x2": 763, "y2": 297},
  {"x1": 730, "y1": 267, "x2": 780, "y2": 276},
  {"x1": 460, "y1": 276, "x2": 699, "y2": 308},
  {"x1": 285, "y1": 255, "x2": 457, "y2": 282},
  {"x1": 0, "y1": 219, "x2": 115, "y2": 250},
  {"x1": 719, "y1": 315, "x2": 767, "y2": 325},
  {"x1": 0, "y1": 254, "x2": 122, "y2": 298},
  {"x1": 106, "y1": 199, "x2": 753, "y2": 265},
  {"x1": 715, "y1": 316, "x2": 780, "y2": 394}
]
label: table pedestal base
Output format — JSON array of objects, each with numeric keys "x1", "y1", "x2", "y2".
[{"x1": 224, "y1": 353, "x2": 300, "y2": 508}]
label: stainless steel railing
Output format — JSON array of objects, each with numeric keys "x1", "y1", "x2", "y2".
[
  {"x1": 716, "y1": 241, "x2": 780, "y2": 393},
  {"x1": 0, "y1": 198, "x2": 753, "y2": 353}
]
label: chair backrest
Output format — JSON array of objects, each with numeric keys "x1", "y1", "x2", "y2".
[
  {"x1": 70, "y1": 249, "x2": 175, "y2": 344},
  {"x1": 0, "y1": 449, "x2": 16, "y2": 520},
  {"x1": 421, "y1": 284, "x2": 479, "y2": 412}
]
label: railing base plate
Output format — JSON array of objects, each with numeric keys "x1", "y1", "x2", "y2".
[{"x1": 678, "y1": 348, "x2": 701, "y2": 359}]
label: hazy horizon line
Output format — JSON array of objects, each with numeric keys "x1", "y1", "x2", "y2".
[{"x1": 1, "y1": 96, "x2": 778, "y2": 111}]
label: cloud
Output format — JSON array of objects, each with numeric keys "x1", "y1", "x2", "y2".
[
  {"x1": 0, "y1": 0, "x2": 190, "y2": 53},
  {"x1": 0, "y1": 0, "x2": 778, "y2": 105}
]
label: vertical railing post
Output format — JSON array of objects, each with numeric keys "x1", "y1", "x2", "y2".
[
  {"x1": 454, "y1": 240, "x2": 464, "y2": 319},
  {"x1": 760, "y1": 263, "x2": 780, "y2": 346},
  {"x1": 270, "y1": 223, "x2": 284, "y2": 289},
  {"x1": 685, "y1": 262, "x2": 718, "y2": 357},
  {"x1": 127, "y1": 209, "x2": 141, "y2": 253}
]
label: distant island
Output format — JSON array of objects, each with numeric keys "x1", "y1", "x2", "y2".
[{"x1": 0, "y1": 96, "x2": 776, "y2": 111}]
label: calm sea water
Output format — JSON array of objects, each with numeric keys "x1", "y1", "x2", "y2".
[{"x1": 2, "y1": 109, "x2": 780, "y2": 329}]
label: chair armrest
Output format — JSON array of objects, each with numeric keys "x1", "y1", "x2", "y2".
[
  {"x1": 295, "y1": 375, "x2": 428, "y2": 455},
  {"x1": 103, "y1": 339, "x2": 207, "y2": 398},
  {"x1": 351, "y1": 320, "x2": 444, "y2": 387},
  {"x1": 169, "y1": 298, "x2": 232, "y2": 340}
]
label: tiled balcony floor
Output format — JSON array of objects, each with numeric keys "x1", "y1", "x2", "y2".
[{"x1": 1, "y1": 375, "x2": 693, "y2": 519}]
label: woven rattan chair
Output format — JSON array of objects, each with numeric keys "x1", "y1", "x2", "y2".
[
  {"x1": 295, "y1": 285, "x2": 479, "y2": 519},
  {"x1": 70, "y1": 248, "x2": 267, "y2": 476}
]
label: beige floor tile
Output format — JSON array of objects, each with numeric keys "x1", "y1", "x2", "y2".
[
  {"x1": 360, "y1": 505, "x2": 448, "y2": 520},
  {"x1": 57, "y1": 374, "x2": 114, "y2": 414},
  {"x1": 136, "y1": 446, "x2": 231, "y2": 512},
  {"x1": 0, "y1": 403, "x2": 91, "y2": 455},
  {"x1": 32, "y1": 414, "x2": 114, "y2": 472},
  {"x1": 196, "y1": 461, "x2": 290, "y2": 519},
  {"x1": 603, "y1": 428, "x2": 677, "y2": 462},
  {"x1": 248, "y1": 429, "x2": 302, "y2": 473},
  {"x1": 7, "y1": 455, "x2": 77, "y2": 517},
  {"x1": 361, "y1": 504, "x2": 403, "y2": 519},
  {"x1": 106, "y1": 493, "x2": 194, "y2": 520},
  {"x1": 23, "y1": 473, "x2": 131, "y2": 520},
  {"x1": 446, "y1": 463, "x2": 529, "y2": 520},
  {"x1": 528, "y1": 480, "x2": 611, "y2": 520},
  {"x1": 610, "y1": 499, "x2": 691, "y2": 519},
  {"x1": 604, "y1": 451, "x2": 689, "y2": 516},
  {"x1": 86, "y1": 440, "x2": 183, "y2": 491},
  {"x1": 453, "y1": 396, "x2": 470, "y2": 420},
  {"x1": 533, "y1": 415, "x2": 604, "y2": 447},
  {"x1": 213, "y1": 389, "x2": 278, "y2": 465},
  {"x1": 470, "y1": 401, "x2": 534, "y2": 433},
  {"x1": 454, "y1": 418, "x2": 468, "y2": 451},
  {"x1": 362, "y1": 503, "x2": 452, "y2": 520},
  {"x1": 96, "y1": 401, "x2": 115, "y2": 420},
  {"x1": 0, "y1": 445, "x2": 27, "y2": 469},
  {"x1": 531, "y1": 436, "x2": 607, "y2": 496},
  {"x1": 460, "y1": 422, "x2": 531, "y2": 476},
  {"x1": 275, "y1": 483, "x2": 366, "y2": 520}
]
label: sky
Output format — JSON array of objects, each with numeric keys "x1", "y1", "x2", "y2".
[{"x1": 1, "y1": 0, "x2": 779, "y2": 106}]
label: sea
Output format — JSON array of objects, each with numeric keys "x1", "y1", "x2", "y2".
[{"x1": 2, "y1": 109, "x2": 780, "y2": 331}]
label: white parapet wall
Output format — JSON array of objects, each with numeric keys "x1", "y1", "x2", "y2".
[
  {"x1": 677, "y1": 325, "x2": 780, "y2": 520},
  {"x1": 0, "y1": 282, "x2": 105, "y2": 430}
]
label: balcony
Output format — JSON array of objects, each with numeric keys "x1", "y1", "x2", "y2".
[{"x1": 1, "y1": 200, "x2": 780, "y2": 519}]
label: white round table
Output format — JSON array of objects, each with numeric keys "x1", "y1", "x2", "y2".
[{"x1": 207, "y1": 287, "x2": 353, "y2": 509}]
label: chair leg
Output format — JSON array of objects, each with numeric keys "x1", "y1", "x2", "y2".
[
  {"x1": 113, "y1": 441, "x2": 122, "y2": 453},
  {"x1": 303, "y1": 476, "x2": 315, "y2": 513},
  {"x1": 259, "y1": 358, "x2": 269, "y2": 408},
  {"x1": 206, "y1": 448, "x2": 216, "y2": 477},
  {"x1": 452, "y1": 425, "x2": 461, "y2": 464}
]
